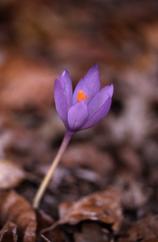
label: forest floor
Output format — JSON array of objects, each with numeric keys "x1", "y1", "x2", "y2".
[{"x1": 0, "y1": 1, "x2": 158, "y2": 241}]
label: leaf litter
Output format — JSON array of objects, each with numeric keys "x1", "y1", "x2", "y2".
[{"x1": 0, "y1": 1, "x2": 158, "y2": 241}]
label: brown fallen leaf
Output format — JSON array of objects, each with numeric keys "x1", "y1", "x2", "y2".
[
  {"x1": 119, "y1": 215, "x2": 158, "y2": 242},
  {"x1": 0, "y1": 191, "x2": 37, "y2": 242},
  {"x1": 0, "y1": 222, "x2": 17, "y2": 242},
  {"x1": 41, "y1": 226, "x2": 70, "y2": 242},
  {"x1": 58, "y1": 187, "x2": 122, "y2": 232},
  {"x1": 0, "y1": 160, "x2": 25, "y2": 189}
]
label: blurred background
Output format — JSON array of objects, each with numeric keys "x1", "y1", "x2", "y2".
[{"x1": 0, "y1": 0, "x2": 157, "y2": 215}]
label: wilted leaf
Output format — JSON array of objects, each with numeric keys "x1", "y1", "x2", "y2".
[
  {"x1": 0, "y1": 160, "x2": 25, "y2": 189},
  {"x1": 0, "y1": 222, "x2": 17, "y2": 242},
  {"x1": 0, "y1": 191, "x2": 37, "y2": 242},
  {"x1": 58, "y1": 188, "x2": 122, "y2": 232},
  {"x1": 41, "y1": 226, "x2": 69, "y2": 242}
]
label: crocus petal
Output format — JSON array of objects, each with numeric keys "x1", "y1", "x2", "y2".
[
  {"x1": 73, "y1": 65, "x2": 100, "y2": 104},
  {"x1": 68, "y1": 102, "x2": 88, "y2": 131},
  {"x1": 83, "y1": 85, "x2": 113, "y2": 128},
  {"x1": 83, "y1": 98, "x2": 112, "y2": 129},
  {"x1": 54, "y1": 79, "x2": 68, "y2": 124},
  {"x1": 87, "y1": 84, "x2": 113, "y2": 115},
  {"x1": 54, "y1": 70, "x2": 73, "y2": 125},
  {"x1": 58, "y1": 69, "x2": 73, "y2": 107},
  {"x1": 103, "y1": 84, "x2": 114, "y2": 98}
]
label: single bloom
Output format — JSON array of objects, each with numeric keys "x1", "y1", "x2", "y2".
[{"x1": 54, "y1": 65, "x2": 114, "y2": 132}]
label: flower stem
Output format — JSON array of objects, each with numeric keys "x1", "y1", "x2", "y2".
[{"x1": 33, "y1": 132, "x2": 73, "y2": 209}]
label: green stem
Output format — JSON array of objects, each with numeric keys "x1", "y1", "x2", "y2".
[{"x1": 33, "y1": 132, "x2": 73, "y2": 209}]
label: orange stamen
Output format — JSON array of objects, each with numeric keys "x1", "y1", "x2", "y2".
[{"x1": 77, "y1": 90, "x2": 88, "y2": 102}]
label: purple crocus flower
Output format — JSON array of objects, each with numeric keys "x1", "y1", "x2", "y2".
[
  {"x1": 54, "y1": 65, "x2": 113, "y2": 132},
  {"x1": 33, "y1": 65, "x2": 114, "y2": 209}
]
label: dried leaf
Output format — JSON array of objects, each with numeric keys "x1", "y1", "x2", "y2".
[
  {"x1": 41, "y1": 226, "x2": 69, "y2": 242},
  {"x1": 58, "y1": 188, "x2": 122, "y2": 232},
  {"x1": 0, "y1": 222, "x2": 17, "y2": 242},
  {"x1": 0, "y1": 191, "x2": 37, "y2": 242},
  {"x1": 0, "y1": 160, "x2": 25, "y2": 189}
]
